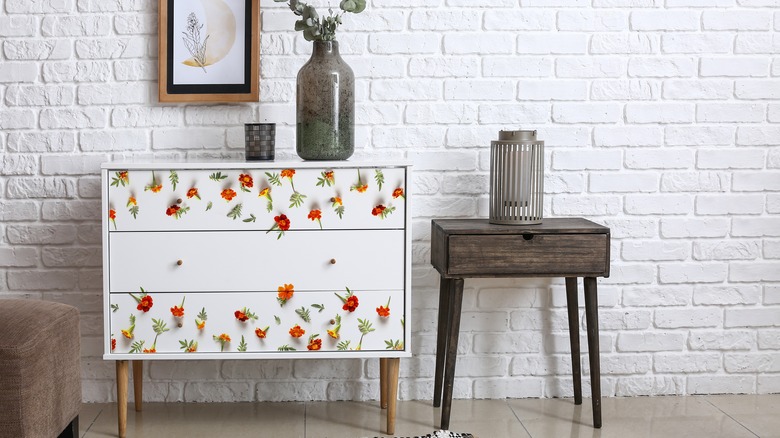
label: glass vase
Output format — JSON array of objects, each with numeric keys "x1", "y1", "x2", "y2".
[{"x1": 296, "y1": 40, "x2": 355, "y2": 161}]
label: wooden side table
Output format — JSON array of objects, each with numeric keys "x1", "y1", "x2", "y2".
[{"x1": 430, "y1": 218, "x2": 611, "y2": 430}]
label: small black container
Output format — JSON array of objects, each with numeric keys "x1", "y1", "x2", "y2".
[{"x1": 245, "y1": 123, "x2": 275, "y2": 161}]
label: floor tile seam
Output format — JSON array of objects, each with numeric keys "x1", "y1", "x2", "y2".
[
  {"x1": 504, "y1": 398, "x2": 534, "y2": 438},
  {"x1": 80, "y1": 405, "x2": 104, "y2": 438},
  {"x1": 702, "y1": 397, "x2": 760, "y2": 438}
]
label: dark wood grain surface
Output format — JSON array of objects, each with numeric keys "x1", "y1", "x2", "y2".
[{"x1": 432, "y1": 218, "x2": 609, "y2": 235}]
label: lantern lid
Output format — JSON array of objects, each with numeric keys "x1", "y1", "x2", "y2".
[{"x1": 498, "y1": 130, "x2": 537, "y2": 142}]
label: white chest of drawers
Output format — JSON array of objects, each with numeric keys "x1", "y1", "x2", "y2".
[{"x1": 101, "y1": 161, "x2": 411, "y2": 436}]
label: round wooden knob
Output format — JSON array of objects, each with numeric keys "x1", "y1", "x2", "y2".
[
  {"x1": 176, "y1": 260, "x2": 183, "y2": 266},
  {"x1": 177, "y1": 322, "x2": 183, "y2": 328},
  {"x1": 330, "y1": 197, "x2": 336, "y2": 202},
  {"x1": 330, "y1": 258, "x2": 336, "y2": 265},
  {"x1": 176, "y1": 198, "x2": 183, "y2": 204},
  {"x1": 329, "y1": 319, "x2": 336, "y2": 325}
]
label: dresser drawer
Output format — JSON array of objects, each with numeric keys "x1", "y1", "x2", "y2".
[
  {"x1": 106, "y1": 167, "x2": 406, "y2": 232},
  {"x1": 109, "y1": 230, "x2": 404, "y2": 293},
  {"x1": 445, "y1": 233, "x2": 609, "y2": 277},
  {"x1": 109, "y1": 290, "x2": 406, "y2": 354}
]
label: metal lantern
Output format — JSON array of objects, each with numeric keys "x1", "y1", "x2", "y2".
[{"x1": 489, "y1": 130, "x2": 544, "y2": 225}]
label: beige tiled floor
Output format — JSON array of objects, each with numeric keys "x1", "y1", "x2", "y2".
[{"x1": 79, "y1": 394, "x2": 779, "y2": 438}]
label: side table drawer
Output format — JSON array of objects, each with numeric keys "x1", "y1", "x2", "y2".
[
  {"x1": 446, "y1": 233, "x2": 609, "y2": 277},
  {"x1": 109, "y1": 229, "x2": 404, "y2": 293}
]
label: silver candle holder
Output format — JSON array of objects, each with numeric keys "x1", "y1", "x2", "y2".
[{"x1": 489, "y1": 130, "x2": 544, "y2": 225}]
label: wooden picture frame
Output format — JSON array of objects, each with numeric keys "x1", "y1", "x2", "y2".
[{"x1": 158, "y1": 0, "x2": 259, "y2": 102}]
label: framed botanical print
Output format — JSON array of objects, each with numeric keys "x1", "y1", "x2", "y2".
[{"x1": 158, "y1": 0, "x2": 259, "y2": 102}]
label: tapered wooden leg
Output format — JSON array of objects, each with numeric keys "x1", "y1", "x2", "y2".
[
  {"x1": 116, "y1": 360, "x2": 129, "y2": 438},
  {"x1": 565, "y1": 277, "x2": 583, "y2": 405},
  {"x1": 433, "y1": 276, "x2": 451, "y2": 408},
  {"x1": 133, "y1": 360, "x2": 143, "y2": 412},
  {"x1": 386, "y1": 358, "x2": 400, "y2": 435},
  {"x1": 584, "y1": 277, "x2": 602, "y2": 429},
  {"x1": 440, "y1": 278, "x2": 464, "y2": 431},
  {"x1": 380, "y1": 358, "x2": 388, "y2": 409}
]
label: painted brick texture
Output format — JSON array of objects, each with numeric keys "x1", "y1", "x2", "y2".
[{"x1": 0, "y1": 0, "x2": 778, "y2": 403}]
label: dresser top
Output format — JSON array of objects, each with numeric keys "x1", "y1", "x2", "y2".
[
  {"x1": 102, "y1": 159, "x2": 412, "y2": 170},
  {"x1": 432, "y1": 218, "x2": 609, "y2": 235}
]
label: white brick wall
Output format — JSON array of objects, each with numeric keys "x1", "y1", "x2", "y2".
[{"x1": 0, "y1": 0, "x2": 778, "y2": 403}]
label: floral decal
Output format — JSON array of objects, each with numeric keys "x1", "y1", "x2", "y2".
[
  {"x1": 289, "y1": 324, "x2": 305, "y2": 338},
  {"x1": 267, "y1": 214, "x2": 290, "y2": 239},
  {"x1": 328, "y1": 314, "x2": 341, "y2": 339},
  {"x1": 255, "y1": 326, "x2": 269, "y2": 339},
  {"x1": 238, "y1": 173, "x2": 254, "y2": 192},
  {"x1": 170, "y1": 297, "x2": 185, "y2": 318},
  {"x1": 195, "y1": 307, "x2": 207, "y2": 330},
  {"x1": 108, "y1": 209, "x2": 117, "y2": 230},
  {"x1": 179, "y1": 339, "x2": 198, "y2": 352},
  {"x1": 316, "y1": 170, "x2": 335, "y2": 187},
  {"x1": 144, "y1": 172, "x2": 162, "y2": 193},
  {"x1": 110, "y1": 171, "x2": 129, "y2": 187},
  {"x1": 374, "y1": 169, "x2": 385, "y2": 191},
  {"x1": 337, "y1": 340, "x2": 351, "y2": 351},
  {"x1": 336, "y1": 287, "x2": 359, "y2": 312},
  {"x1": 350, "y1": 169, "x2": 368, "y2": 193},
  {"x1": 308, "y1": 209, "x2": 322, "y2": 229},
  {"x1": 227, "y1": 203, "x2": 243, "y2": 220},
  {"x1": 213, "y1": 333, "x2": 231, "y2": 352},
  {"x1": 295, "y1": 306, "x2": 311, "y2": 322},
  {"x1": 385, "y1": 339, "x2": 403, "y2": 350},
  {"x1": 221, "y1": 188, "x2": 237, "y2": 202},
  {"x1": 277, "y1": 283, "x2": 294, "y2": 306},
  {"x1": 130, "y1": 340, "x2": 145, "y2": 353},
  {"x1": 166, "y1": 204, "x2": 190, "y2": 219},
  {"x1": 121, "y1": 314, "x2": 136, "y2": 339},
  {"x1": 127, "y1": 197, "x2": 139, "y2": 219},
  {"x1": 130, "y1": 288, "x2": 153, "y2": 312},
  {"x1": 111, "y1": 337, "x2": 117, "y2": 351},
  {"x1": 372, "y1": 204, "x2": 395, "y2": 219},
  {"x1": 259, "y1": 187, "x2": 273, "y2": 212},
  {"x1": 209, "y1": 172, "x2": 228, "y2": 182},
  {"x1": 237, "y1": 335, "x2": 248, "y2": 352},
  {"x1": 392, "y1": 188, "x2": 405, "y2": 199},
  {"x1": 307, "y1": 334, "x2": 322, "y2": 350},
  {"x1": 376, "y1": 297, "x2": 391, "y2": 318},
  {"x1": 169, "y1": 170, "x2": 179, "y2": 191},
  {"x1": 331, "y1": 196, "x2": 345, "y2": 219},
  {"x1": 146, "y1": 318, "x2": 170, "y2": 353},
  {"x1": 356, "y1": 318, "x2": 375, "y2": 350},
  {"x1": 187, "y1": 187, "x2": 200, "y2": 200},
  {"x1": 235, "y1": 307, "x2": 258, "y2": 322}
]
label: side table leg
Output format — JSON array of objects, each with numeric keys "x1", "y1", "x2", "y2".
[
  {"x1": 380, "y1": 358, "x2": 388, "y2": 409},
  {"x1": 584, "y1": 277, "x2": 602, "y2": 429},
  {"x1": 116, "y1": 360, "x2": 129, "y2": 438},
  {"x1": 433, "y1": 276, "x2": 452, "y2": 408},
  {"x1": 133, "y1": 360, "x2": 143, "y2": 412},
  {"x1": 565, "y1": 277, "x2": 582, "y2": 405},
  {"x1": 386, "y1": 358, "x2": 400, "y2": 435},
  {"x1": 440, "y1": 278, "x2": 464, "y2": 431}
]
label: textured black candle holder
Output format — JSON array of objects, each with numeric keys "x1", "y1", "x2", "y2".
[{"x1": 245, "y1": 123, "x2": 275, "y2": 161}]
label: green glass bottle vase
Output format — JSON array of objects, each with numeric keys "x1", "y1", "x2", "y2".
[{"x1": 296, "y1": 41, "x2": 355, "y2": 161}]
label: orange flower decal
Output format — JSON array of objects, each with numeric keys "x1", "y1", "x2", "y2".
[
  {"x1": 196, "y1": 320, "x2": 206, "y2": 330},
  {"x1": 308, "y1": 209, "x2": 322, "y2": 229},
  {"x1": 335, "y1": 288, "x2": 359, "y2": 312},
  {"x1": 127, "y1": 197, "x2": 137, "y2": 206},
  {"x1": 281, "y1": 169, "x2": 295, "y2": 179},
  {"x1": 170, "y1": 297, "x2": 185, "y2": 318},
  {"x1": 307, "y1": 335, "x2": 322, "y2": 351},
  {"x1": 121, "y1": 329, "x2": 133, "y2": 339},
  {"x1": 238, "y1": 174, "x2": 254, "y2": 192},
  {"x1": 111, "y1": 338, "x2": 116, "y2": 351},
  {"x1": 143, "y1": 348, "x2": 156, "y2": 353},
  {"x1": 130, "y1": 289, "x2": 153, "y2": 312},
  {"x1": 289, "y1": 325, "x2": 305, "y2": 338},
  {"x1": 327, "y1": 329, "x2": 339, "y2": 339},
  {"x1": 376, "y1": 297, "x2": 391, "y2": 318},
  {"x1": 213, "y1": 333, "x2": 231, "y2": 351},
  {"x1": 255, "y1": 326, "x2": 269, "y2": 339},
  {"x1": 328, "y1": 315, "x2": 341, "y2": 339},
  {"x1": 259, "y1": 187, "x2": 270, "y2": 197},
  {"x1": 234, "y1": 307, "x2": 257, "y2": 322},
  {"x1": 332, "y1": 197, "x2": 342, "y2": 206},
  {"x1": 268, "y1": 214, "x2": 291, "y2": 239},
  {"x1": 392, "y1": 188, "x2": 405, "y2": 199},
  {"x1": 195, "y1": 307, "x2": 207, "y2": 330},
  {"x1": 118, "y1": 171, "x2": 129, "y2": 183},
  {"x1": 372, "y1": 204, "x2": 396, "y2": 219},
  {"x1": 277, "y1": 283, "x2": 294, "y2": 305},
  {"x1": 221, "y1": 188, "x2": 237, "y2": 201},
  {"x1": 330, "y1": 197, "x2": 345, "y2": 219},
  {"x1": 108, "y1": 209, "x2": 117, "y2": 229},
  {"x1": 150, "y1": 185, "x2": 162, "y2": 193},
  {"x1": 344, "y1": 295, "x2": 359, "y2": 312},
  {"x1": 186, "y1": 188, "x2": 200, "y2": 199},
  {"x1": 166, "y1": 205, "x2": 180, "y2": 216}
]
